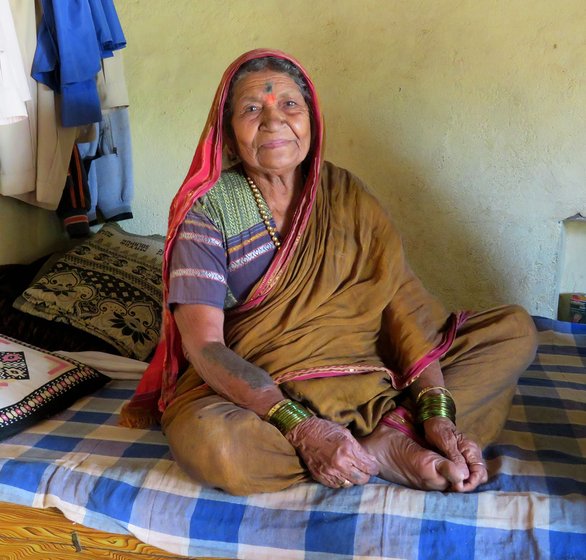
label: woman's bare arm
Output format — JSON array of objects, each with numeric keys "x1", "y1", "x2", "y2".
[
  {"x1": 174, "y1": 303, "x2": 284, "y2": 416},
  {"x1": 409, "y1": 360, "x2": 446, "y2": 400}
]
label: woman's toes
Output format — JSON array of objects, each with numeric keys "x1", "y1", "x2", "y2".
[
  {"x1": 360, "y1": 424, "x2": 456, "y2": 491},
  {"x1": 434, "y1": 457, "x2": 466, "y2": 489}
]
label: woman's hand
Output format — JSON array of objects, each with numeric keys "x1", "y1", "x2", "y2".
[
  {"x1": 285, "y1": 416, "x2": 379, "y2": 489},
  {"x1": 423, "y1": 417, "x2": 488, "y2": 491}
]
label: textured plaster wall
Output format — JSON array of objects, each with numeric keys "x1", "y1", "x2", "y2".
[
  {"x1": 115, "y1": 0, "x2": 586, "y2": 318},
  {"x1": 2, "y1": 0, "x2": 584, "y2": 318}
]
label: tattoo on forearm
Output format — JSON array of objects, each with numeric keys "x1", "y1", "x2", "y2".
[{"x1": 201, "y1": 342, "x2": 274, "y2": 390}]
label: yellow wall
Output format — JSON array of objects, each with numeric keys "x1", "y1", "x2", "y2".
[
  {"x1": 0, "y1": 198, "x2": 65, "y2": 263},
  {"x1": 2, "y1": 0, "x2": 585, "y2": 317}
]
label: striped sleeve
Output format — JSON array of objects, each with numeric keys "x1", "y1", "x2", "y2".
[{"x1": 168, "y1": 207, "x2": 228, "y2": 309}]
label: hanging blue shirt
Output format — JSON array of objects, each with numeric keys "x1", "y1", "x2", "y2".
[
  {"x1": 88, "y1": 0, "x2": 126, "y2": 57},
  {"x1": 32, "y1": 0, "x2": 126, "y2": 127}
]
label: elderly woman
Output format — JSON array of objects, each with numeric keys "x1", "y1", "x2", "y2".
[{"x1": 121, "y1": 49, "x2": 537, "y2": 496}]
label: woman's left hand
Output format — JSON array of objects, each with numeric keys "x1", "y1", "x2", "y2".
[{"x1": 423, "y1": 417, "x2": 488, "y2": 492}]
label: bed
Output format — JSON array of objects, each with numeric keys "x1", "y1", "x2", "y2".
[{"x1": 0, "y1": 225, "x2": 584, "y2": 560}]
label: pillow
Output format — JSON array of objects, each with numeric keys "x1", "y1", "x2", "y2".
[
  {"x1": 13, "y1": 223, "x2": 165, "y2": 361},
  {"x1": 0, "y1": 258, "x2": 121, "y2": 354},
  {"x1": 0, "y1": 334, "x2": 110, "y2": 440}
]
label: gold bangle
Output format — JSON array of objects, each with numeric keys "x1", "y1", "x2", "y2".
[
  {"x1": 415, "y1": 385, "x2": 453, "y2": 404},
  {"x1": 266, "y1": 399, "x2": 312, "y2": 435},
  {"x1": 416, "y1": 393, "x2": 456, "y2": 424},
  {"x1": 265, "y1": 399, "x2": 290, "y2": 421}
]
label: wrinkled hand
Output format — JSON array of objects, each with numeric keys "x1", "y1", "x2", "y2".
[
  {"x1": 286, "y1": 416, "x2": 379, "y2": 488},
  {"x1": 423, "y1": 417, "x2": 489, "y2": 492}
]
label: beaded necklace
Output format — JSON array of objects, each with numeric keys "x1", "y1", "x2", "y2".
[{"x1": 245, "y1": 175, "x2": 282, "y2": 248}]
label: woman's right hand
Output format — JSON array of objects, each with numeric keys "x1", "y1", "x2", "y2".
[
  {"x1": 423, "y1": 417, "x2": 488, "y2": 492},
  {"x1": 285, "y1": 416, "x2": 380, "y2": 488}
]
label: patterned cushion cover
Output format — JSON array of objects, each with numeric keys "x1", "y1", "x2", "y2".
[
  {"x1": 0, "y1": 334, "x2": 110, "y2": 440},
  {"x1": 0, "y1": 258, "x2": 120, "y2": 354},
  {"x1": 13, "y1": 223, "x2": 165, "y2": 361}
]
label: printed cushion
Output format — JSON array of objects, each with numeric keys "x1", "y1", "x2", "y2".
[
  {"x1": 0, "y1": 258, "x2": 120, "y2": 354},
  {"x1": 13, "y1": 223, "x2": 165, "y2": 361},
  {"x1": 0, "y1": 334, "x2": 110, "y2": 440}
]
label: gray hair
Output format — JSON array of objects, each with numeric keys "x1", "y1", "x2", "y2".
[{"x1": 223, "y1": 56, "x2": 312, "y2": 136}]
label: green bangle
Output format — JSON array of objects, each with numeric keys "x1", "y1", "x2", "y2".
[
  {"x1": 265, "y1": 399, "x2": 312, "y2": 435},
  {"x1": 416, "y1": 393, "x2": 456, "y2": 424}
]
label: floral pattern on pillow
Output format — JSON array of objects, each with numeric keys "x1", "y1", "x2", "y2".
[{"x1": 13, "y1": 224, "x2": 164, "y2": 361}]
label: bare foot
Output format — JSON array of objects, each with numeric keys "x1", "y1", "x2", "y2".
[{"x1": 358, "y1": 422, "x2": 467, "y2": 491}]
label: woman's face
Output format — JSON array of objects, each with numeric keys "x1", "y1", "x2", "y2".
[{"x1": 228, "y1": 69, "x2": 311, "y2": 178}]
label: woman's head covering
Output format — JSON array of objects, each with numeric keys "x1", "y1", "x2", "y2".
[
  {"x1": 168, "y1": 49, "x2": 322, "y2": 269},
  {"x1": 121, "y1": 49, "x2": 324, "y2": 425}
]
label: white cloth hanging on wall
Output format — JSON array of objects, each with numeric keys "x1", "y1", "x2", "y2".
[
  {"x1": 0, "y1": 0, "x2": 32, "y2": 125},
  {"x1": 0, "y1": 0, "x2": 38, "y2": 198}
]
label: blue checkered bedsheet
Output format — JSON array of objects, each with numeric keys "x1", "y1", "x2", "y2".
[{"x1": 0, "y1": 316, "x2": 584, "y2": 560}]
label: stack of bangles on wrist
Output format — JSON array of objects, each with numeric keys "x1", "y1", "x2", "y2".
[
  {"x1": 415, "y1": 386, "x2": 456, "y2": 424},
  {"x1": 265, "y1": 399, "x2": 313, "y2": 435}
]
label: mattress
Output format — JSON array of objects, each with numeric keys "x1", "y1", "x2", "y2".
[{"x1": 0, "y1": 316, "x2": 584, "y2": 560}]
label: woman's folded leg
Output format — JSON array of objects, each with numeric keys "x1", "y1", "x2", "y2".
[
  {"x1": 162, "y1": 393, "x2": 308, "y2": 495},
  {"x1": 440, "y1": 304, "x2": 538, "y2": 447},
  {"x1": 161, "y1": 305, "x2": 537, "y2": 494}
]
